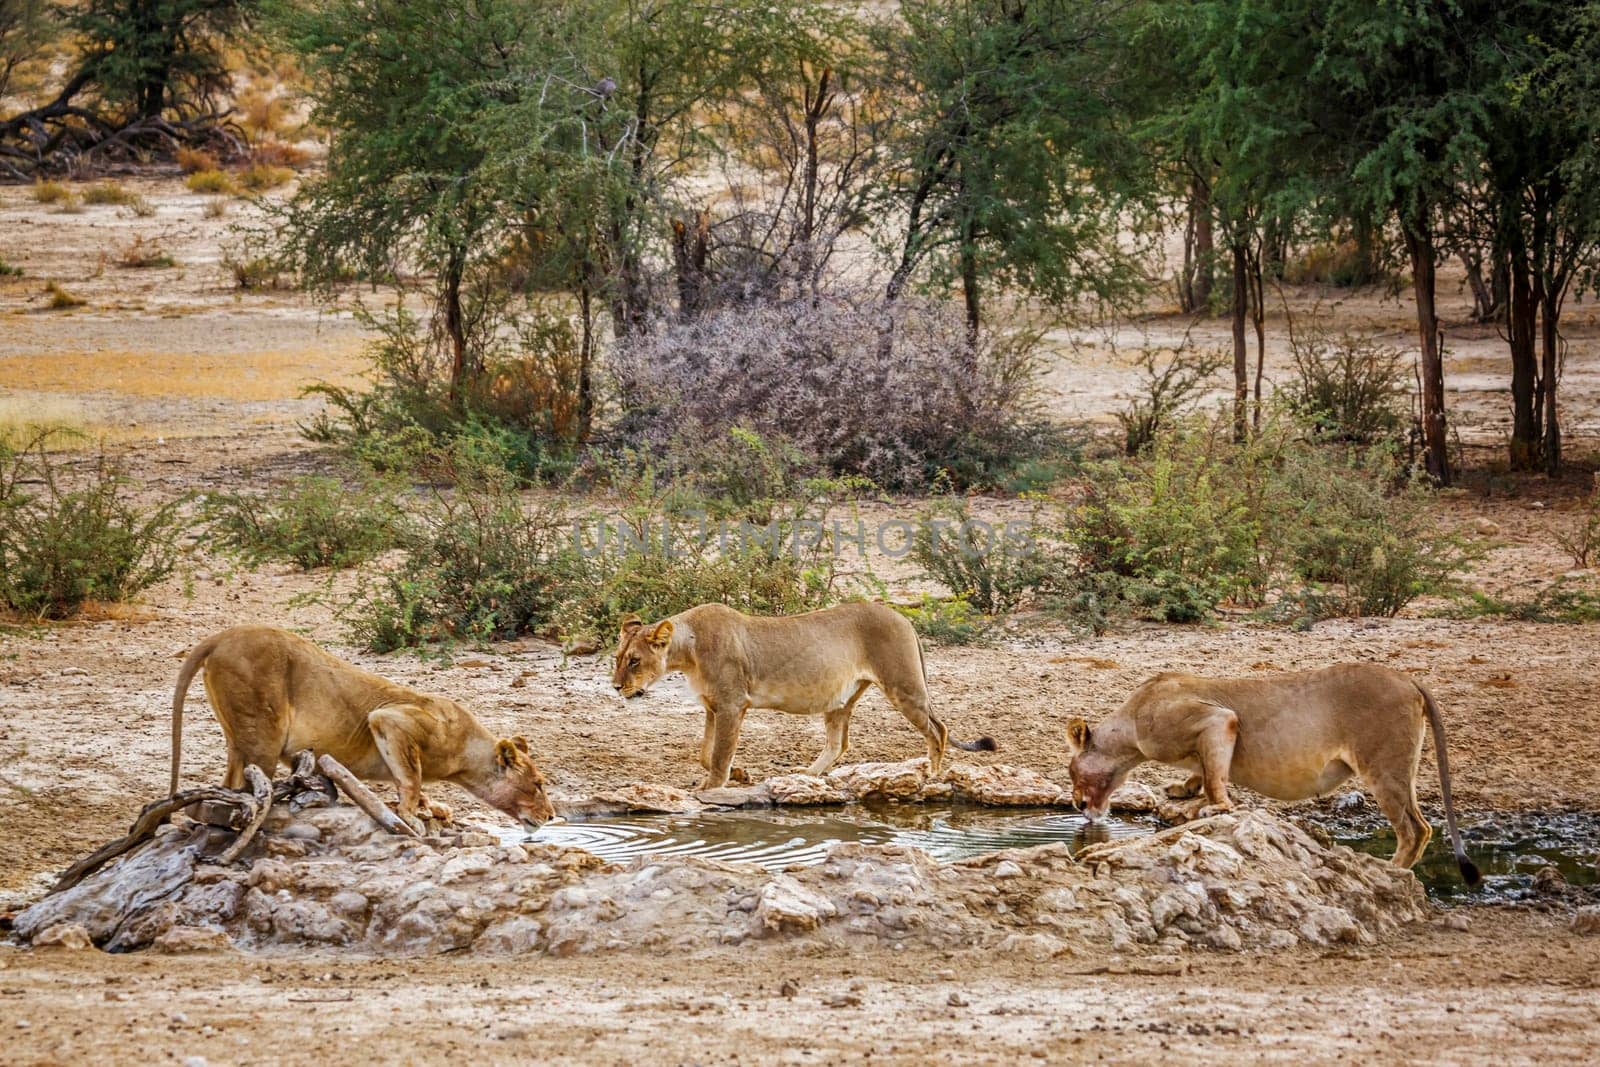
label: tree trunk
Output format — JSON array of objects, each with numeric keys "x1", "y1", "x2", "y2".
[
  {"x1": 1249, "y1": 247, "x2": 1265, "y2": 432},
  {"x1": 1540, "y1": 284, "x2": 1562, "y2": 476},
  {"x1": 443, "y1": 255, "x2": 468, "y2": 405},
  {"x1": 1401, "y1": 221, "x2": 1451, "y2": 485},
  {"x1": 1193, "y1": 180, "x2": 1214, "y2": 309},
  {"x1": 577, "y1": 271, "x2": 595, "y2": 441},
  {"x1": 1507, "y1": 246, "x2": 1540, "y2": 471},
  {"x1": 671, "y1": 211, "x2": 710, "y2": 320},
  {"x1": 1230, "y1": 242, "x2": 1249, "y2": 442}
]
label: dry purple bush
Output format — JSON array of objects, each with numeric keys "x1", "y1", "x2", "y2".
[{"x1": 611, "y1": 293, "x2": 1048, "y2": 489}]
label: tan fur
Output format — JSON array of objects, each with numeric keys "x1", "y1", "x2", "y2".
[
  {"x1": 1064, "y1": 663, "x2": 1478, "y2": 881},
  {"x1": 611, "y1": 602, "x2": 994, "y2": 789},
  {"x1": 170, "y1": 626, "x2": 554, "y2": 831}
]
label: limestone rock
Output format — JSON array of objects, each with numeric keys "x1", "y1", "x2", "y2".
[
  {"x1": 1107, "y1": 782, "x2": 1164, "y2": 814},
  {"x1": 33, "y1": 922, "x2": 92, "y2": 949},
  {"x1": 150, "y1": 925, "x2": 233, "y2": 954},
  {"x1": 695, "y1": 783, "x2": 774, "y2": 808},
  {"x1": 756, "y1": 875, "x2": 838, "y2": 933},
  {"x1": 944, "y1": 763, "x2": 1064, "y2": 806},
  {"x1": 765, "y1": 775, "x2": 852, "y2": 805},
  {"x1": 555, "y1": 783, "x2": 702, "y2": 818},
  {"x1": 827, "y1": 760, "x2": 928, "y2": 800},
  {"x1": 1573, "y1": 906, "x2": 1600, "y2": 936}
]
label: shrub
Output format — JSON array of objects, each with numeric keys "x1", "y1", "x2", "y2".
[
  {"x1": 30, "y1": 180, "x2": 69, "y2": 204},
  {"x1": 204, "y1": 474, "x2": 407, "y2": 570},
  {"x1": 1555, "y1": 494, "x2": 1600, "y2": 568},
  {"x1": 186, "y1": 169, "x2": 236, "y2": 194},
  {"x1": 0, "y1": 259, "x2": 21, "y2": 277},
  {"x1": 176, "y1": 146, "x2": 221, "y2": 173},
  {"x1": 1282, "y1": 326, "x2": 1409, "y2": 445},
  {"x1": 238, "y1": 163, "x2": 294, "y2": 192},
  {"x1": 1453, "y1": 581, "x2": 1600, "y2": 623},
  {"x1": 910, "y1": 496, "x2": 1055, "y2": 615},
  {"x1": 611, "y1": 293, "x2": 1052, "y2": 491},
  {"x1": 53, "y1": 195, "x2": 83, "y2": 214},
  {"x1": 203, "y1": 199, "x2": 228, "y2": 220},
  {"x1": 1115, "y1": 340, "x2": 1228, "y2": 455},
  {"x1": 0, "y1": 432, "x2": 186, "y2": 619},
  {"x1": 125, "y1": 195, "x2": 157, "y2": 218},
  {"x1": 251, "y1": 140, "x2": 312, "y2": 168},
  {"x1": 1283, "y1": 239, "x2": 1385, "y2": 288},
  {"x1": 897, "y1": 594, "x2": 993, "y2": 645},
  {"x1": 1276, "y1": 447, "x2": 1477, "y2": 617},
  {"x1": 81, "y1": 181, "x2": 136, "y2": 205}
]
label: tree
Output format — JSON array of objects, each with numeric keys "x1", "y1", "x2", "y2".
[
  {"x1": 0, "y1": 0, "x2": 55, "y2": 103},
  {"x1": 877, "y1": 0, "x2": 1153, "y2": 341}
]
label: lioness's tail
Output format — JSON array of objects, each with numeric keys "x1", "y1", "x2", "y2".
[
  {"x1": 170, "y1": 632, "x2": 224, "y2": 796},
  {"x1": 1417, "y1": 682, "x2": 1480, "y2": 885},
  {"x1": 913, "y1": 630, "x2": 997, "y2": 755}
]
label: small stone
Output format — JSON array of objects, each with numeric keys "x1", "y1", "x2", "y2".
[
  {"x1": 33, "y1": 922, "x2": 92, "y2": 949},
  {"x1": 822, "y1": 992, "x2": 861, "y2": 1008},
  {"x1": 1332, "y1": 792, "x2": 1365, "y2": 812},
  {"x1": 779, "y1": 979, "x2": 799, "y2": 998},
  {"x1": 1439, "y1": 912, "x2": 1470, "y2": 932},
  {"x1": 993, "y1": 860, "x2": 1023, "y2": 879},
  {"x1": 1532, "y1": 866, "x2": 1567, "y2": 895},
  {"x1": 1572, "y1": 906, "x2": 1600, "y2": 936},
  {"x1": 947, "y1": 992, "x2": 969, "y2": 1007},
  {"x1": 1472, "y1": 517, "x2": 1501, "y2": 536}
]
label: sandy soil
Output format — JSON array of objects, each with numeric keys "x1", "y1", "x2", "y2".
[{"x1": 4, "y1": 178, "x2": 1600, "y2": 1063}]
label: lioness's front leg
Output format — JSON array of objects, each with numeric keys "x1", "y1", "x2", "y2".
[
  {"x1": 700, "y1": 703, "x2": 745, "y2": 791},
  {"x1": 369, "y1": 705, "x2": 428, "y2": 831}
]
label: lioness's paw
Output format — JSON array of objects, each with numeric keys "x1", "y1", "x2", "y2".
[{"x1": 1194, "y1": 802, "x2": 1234, "y2": 819}]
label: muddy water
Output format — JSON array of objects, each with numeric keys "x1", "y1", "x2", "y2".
[
  {"x1": 520, "y1": 803, "x2": 1153, "y2": 870},
  {"x1": 518, "y1": 803, "x2": 1599, "y2": 903},
  {"x1": 1334, "y1": 810, "x2": 1600, "y2": 901}
]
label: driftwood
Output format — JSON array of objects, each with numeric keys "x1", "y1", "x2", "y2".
[
  {"x1": 317, "y1": 754, "x2": 420, "y2": 838},
  {"x1": 276, "y1": 749, "x2": 339, "y2": 812},
  {"x1": 215, "y1": 765, "x2": 274, "y2": 865},
  {"x1": 50, "y1": 784, "x2": 241, "y2": 894}
]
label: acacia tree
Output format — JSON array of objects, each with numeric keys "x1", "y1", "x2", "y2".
[{"x1": 877, "y1": 0, "x2": 1153, "y2": 342}]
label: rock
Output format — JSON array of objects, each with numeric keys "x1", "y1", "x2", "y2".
[
  {"x1": 556, "y1": 783, "x2": 701, "y2": 817},
  {"x1": 827, "y1": 760, "x2": 928, "y2": 800},
  {"x1": 765, "y1": 775, "x2": 852, "y2": 805},
  {"x1": 756, "y1": 876, "x2": 838, "y2": 933},
  {"x1": 151, "y1": 925, "x2": 233, "y2": 954},
  {"x1": 1572, "y1": 906, "x2": 1600, "y2": 936},
  {"x1": 1532, "y1": 865, "x2": 1567, "y2": 895},
  {"x1": 33, "y1": 922, "x2": 92, "y2": 949},
  {"x1": 1472, "y1": 517, "x2": 1501, "y2": 536},
  {"x1": 1107, "y1": 783, "x2": 1164, "y2": 814},
  {"x1": 1439, "y1": 912, "x2": 1470, "y2": 933},
  {"x1": 947, "y1": 992, "x2": 969, "y2": 1007},
  {"x1": 943, "y1": 763, "x2": 1062, "y2": 806},
  {"x1": 695, "y1": 783, "x2": 774, "y2": 808},
  {"x1": 822, "y1": 992, "x2": 861, "y2": 1008},
  {"x1": 1332, "y1": 791, "x2": 1366, "y2": 812},
  {"x1": 993, "y1": 861, "x2": 1023, "y2": 879}
]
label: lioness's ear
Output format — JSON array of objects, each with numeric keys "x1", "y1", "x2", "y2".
[
  {"x1": 496, "y1": 739, "x2": 519, "y2": 769},
  {"x1": 619, "y1": 613, "x2": 643, "y2": 639},
  {"x1": 511, "y1": 734, "x2": 530, "y2": 754},
  {"x1": 1066, "y1": 717, "x2": 1091, "y2": 752},
  {"x1": 648, "y1": 620, "x2": 674, "y2": 649}
]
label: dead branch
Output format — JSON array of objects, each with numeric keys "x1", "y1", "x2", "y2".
[
  {"x1": 215, "y1": 765, "x2": 274, "y2": 864},
  {"x1": 49, "y1": 784, "x2": 241, "y2": 894},
  {"x1": 317, "y1": 754, "x2": 419, "y2": 838}
]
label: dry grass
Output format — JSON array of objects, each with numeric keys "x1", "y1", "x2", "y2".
[
  {"x1": 42, "y1": 282, "x2": 85, "y2": 309},
  {"x1": 250, "y1": 140, "x2": 312, "y2": 168},
  {"x1": 117, "y1": 236, "x2": 176, "y2": 269},
  {"x1": 185, "y1": 170, "x2": 236, "y2": 195},
  {"x1": 237, "y1": 163, "x2": 294, "y2": 192},
  {"x1": 81, "y1": 181, "x2": 137, "y2": 206},
  {"x1": 52, "y1": 195, "x2": 83, "y2": 214},
  {"x1": 0, "y1": 345, "x2": 368, "y2": 402},
  {"x1": 203, "y1": 199, "x2": 228, "y2": 219},
  {"x1": 30, "y1": 181, "x2": 69, "y2": 204},
  {"x1": 175, "y1": 146, "x2": 220, "y2": 174}
]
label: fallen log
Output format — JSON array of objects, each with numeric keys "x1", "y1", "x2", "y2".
[{"x1": 317, "y1": 754, "x2": 419, "y2": 838}]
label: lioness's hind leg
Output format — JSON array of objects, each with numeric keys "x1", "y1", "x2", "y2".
[
  {"x1": 808, "y1": 708, "x2": 854, "y2": 777},
  {"x1": 1186, "y1": 706, "x2": 1239, "y2": 819},
  {"x1": 1370, "y1": 777, "x2": 1432, "y2": 868}
]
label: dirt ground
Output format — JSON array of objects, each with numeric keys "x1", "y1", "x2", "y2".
[{"x1": 4, "y1": 178, "x2": 1600, "y2": 1063}]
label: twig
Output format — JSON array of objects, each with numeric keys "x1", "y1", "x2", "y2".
[
  {"x1": 49, "y1": 785, "x2": 240, "y2": 893},
  {"x1": 216, "y1": 765, "x2": 274, "y2": 864}
]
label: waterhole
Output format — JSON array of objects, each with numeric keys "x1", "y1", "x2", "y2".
[
  {"x1": 521, "y1": 803, "x2": 1152, "y2": 870},
  {"x1": 519, "y1": 804, "x2": 1599, "y2": 902}
]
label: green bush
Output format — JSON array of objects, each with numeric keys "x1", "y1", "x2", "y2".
[
  {"x1": 0, "y1": 432, "x2": 185, "y2": 618},
  {"x1": 1451, "y1": 581, "x2": 1600, "y2": 623},
  {"x1": 1282, "y1": 327, "x2": 1409, "y2": 445},
  {"x1": 897, "y1": 594, "x2": 993, "y2": 645},
  {"x1": 910, "y1": 496, "x2": 1055, "y2": 615},
  {"x1": 204, "y1": 474, "x2": 407, "y2": 570}
]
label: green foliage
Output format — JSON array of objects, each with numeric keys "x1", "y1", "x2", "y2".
[
  {"x1": 340, "y1": 439, "x2": 840, "y2": 651},
  {"x1": 68, "y1": 0, "x2": 254, "y2": 121},
  {"x1": 0, "y1": 431, "x2": 185, "y2": 619},
  {"x1": 1452, "y1": 581, "x2": 1600, "y2": 624},
  {"x1": 910, "y1": 496, "x2": 1054, "y2": 616},
  {"x1": 1282, "y1": 327, "x2": 1409, "y2": 445},
  {"x1": 897, "y1": 594, "x2": 993, "y2": 646},
  {"x1": 0, "y1": 0, "x2": 57, "y2": 101},
  {"x1": 80, "y1": 181, "x2": 135, "y2": 205},
  {"x1": 878, "y1": 0, "x2": 1154, "y2": 324},
  {"x1": 203, "y1": 474, "x2": 406, "y2": 571},
  {"x1": 1115, "y1": 341, "x2": 1228, "y2": 456}
]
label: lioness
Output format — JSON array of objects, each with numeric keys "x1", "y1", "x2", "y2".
[
  {"x1": 1064, "y1": 663, "x2": 1478, "y2": 881},
  {"x1": 611, "y1": 602, "x2": 996, "y2": 789},
  {"x1": 170, "y1": 626, "x2": 554, "y2": 831}
]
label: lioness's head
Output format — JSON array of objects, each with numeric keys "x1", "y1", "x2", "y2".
[
  {"x1": 611, "y1": 614, "x2": 674, "y2": 699},
  {"x1": 482, "y1": 735, "x2": 555, "y2": 830},
  {"x1": 1064, "y1": 717, "x2": 1126, "y2": 822}
]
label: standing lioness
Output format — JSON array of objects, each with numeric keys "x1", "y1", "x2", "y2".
[
  {"x1": 1064, "y1": 663, "x2": 1479, "y2": 882},
  {"x1": 170, "y1": 626, "x2": 554, "y2": 831},
  {"x1": 611, "y1": 602, "x2": 995, "y2": 789}
]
